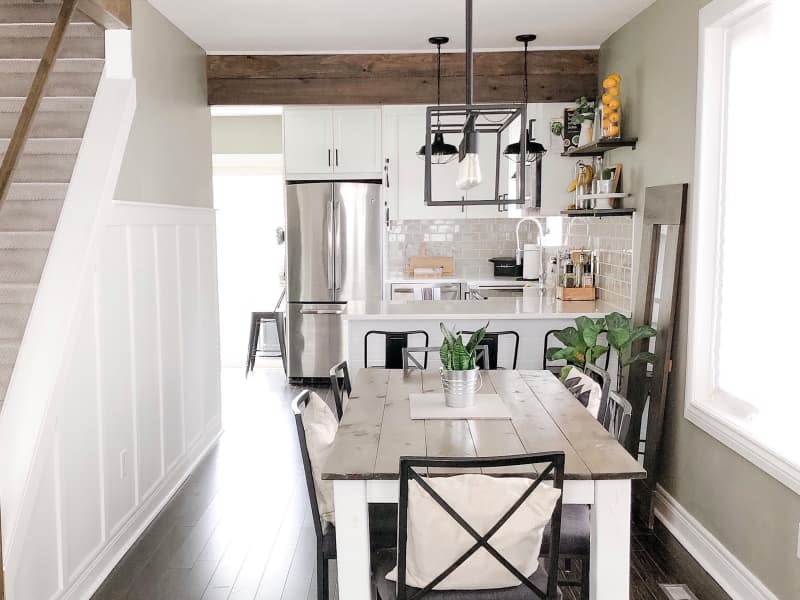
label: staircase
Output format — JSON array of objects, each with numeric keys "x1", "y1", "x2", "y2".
[{"x1": 0, "y1": 0, "x2": 104, "y2": 408}]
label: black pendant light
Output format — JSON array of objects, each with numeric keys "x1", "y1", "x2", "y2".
[
  {"x1": 417, "y1": 36, "x2": 458, "y2": 163},
  {"x1": 503, "y1": 34, "x2": 546, "y2": 164}
]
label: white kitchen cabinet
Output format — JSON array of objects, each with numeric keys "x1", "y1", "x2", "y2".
[
  {"x1": 382, "y1": 106, "x2": 464, "y2": 220},
  {"x1": 283, "y1": 108, "x2": 334, "y2": 176},
  {"x1": 284, "y1": 107, "x2": 381, "y2": 179}
]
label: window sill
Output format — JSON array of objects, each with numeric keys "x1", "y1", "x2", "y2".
[{"x1": 685, "y1": 402, "x2": 800, "y2": 496}]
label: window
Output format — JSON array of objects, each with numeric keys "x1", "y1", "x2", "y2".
[{"x1": 687, "y1": 0, "x2": 800, "y2": 493}]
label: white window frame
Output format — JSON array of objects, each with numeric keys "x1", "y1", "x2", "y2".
[{"x1": 685, "y1": 0, "x2": 800, "y2": 495}]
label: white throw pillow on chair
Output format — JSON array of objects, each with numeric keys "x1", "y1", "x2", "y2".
[
  {"x1": 302, "y1": 391, "x2": 338, "y2": 525},
  {"x1": 387, "y1": 473, "x2": 561, "y2": 590},
  {"x1": 564, "y1": 366, "x2": 603, "y2": 418}
]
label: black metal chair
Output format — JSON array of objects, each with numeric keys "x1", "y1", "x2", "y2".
[
  {"x1": 402, "y1": 346, "x2": 490, "y2": 372},
  {"x1": 582, "y1": 362, "x2": 612, "y2": 420},
  {"x1": 291, "y1": 390, "x2": 397, "y2": 600},
  {"x1": 374, "y1": 453, "x2": 565, "y2": 599},
  {"x1": 542, "y1": 330, "x2": 610, "y2": 376},
  {"x1": 460, "y1": 330, "x2": 520, "y2": 369},
  {"x1": 365, "y1": 330, "x2": 430, "y2": 369},
  {"x1": 541, "y1": 387, "x2": 632, "y2": 600},
  {"x1": 329, "y1": 360, "x2": 352, "y2": 421}
]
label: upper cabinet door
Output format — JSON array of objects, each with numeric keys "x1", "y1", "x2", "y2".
[
  {"x1": 284, "y1": 108, "x2": 334, "y2": 176},
  {"x1": 384, "y1": 106, "x2": 464, "y2": 220},
  {"x1": 333, "y1": 108, "x2": 382, "y2": 176}
]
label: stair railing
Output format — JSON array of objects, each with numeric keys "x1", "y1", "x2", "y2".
[{"x1": 0, "y1": 0, "x2": 79, "y2": 208}]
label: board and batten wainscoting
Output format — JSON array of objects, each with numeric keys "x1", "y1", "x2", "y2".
[{"x1": 4, "y1": 201, "x2": 221, "y2": 600}]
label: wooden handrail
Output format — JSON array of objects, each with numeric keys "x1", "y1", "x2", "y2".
[
  {"x1": 77, "y1": 0, "x2": 131, "y2": 29},
  {"x1": 0, "y1": 0, "x2": 79, "y2": 208}
]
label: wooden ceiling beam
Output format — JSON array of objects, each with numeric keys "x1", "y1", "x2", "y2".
[{"x1": 207, "y1": 50, "x2": 598, "y2": 105}]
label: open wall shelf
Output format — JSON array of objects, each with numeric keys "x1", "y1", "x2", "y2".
[
  {"x1": 560, "y1": 208, "x2": 635, "y2": 217},
  {"x1": 561, "y1": 137, "x2": 638, "y2": 157}
]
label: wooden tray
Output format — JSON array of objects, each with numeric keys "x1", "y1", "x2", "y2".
[
  {"x1": 557, "y1": 286, "x2": 596, "y2": 301},
  {"x1": 406, "y1": 255, "x2": 454, "y2": 275}
]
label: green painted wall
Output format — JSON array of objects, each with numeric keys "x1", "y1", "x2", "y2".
[{"x1": 600, "y1": 1, "x2": 800, "y2": 598}]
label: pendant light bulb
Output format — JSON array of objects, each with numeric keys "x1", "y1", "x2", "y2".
[{"x1": 456, "y1": 126, "x2": 482, "y2": 190}]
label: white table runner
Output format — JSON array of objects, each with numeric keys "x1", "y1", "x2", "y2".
[{"x1": 409, "y1": 393, "x2": 512, "y2": 420}]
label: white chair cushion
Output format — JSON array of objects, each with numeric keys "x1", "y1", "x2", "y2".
[
  {"x1": 387, "y1": 474, "x2": 561, "y2": 590},
  {"x1": 564, "y1": 366, "x2": 602, "y2": 418},
  {"x1": 302, "y1": 391, "x2": 338, "y2": 525}
]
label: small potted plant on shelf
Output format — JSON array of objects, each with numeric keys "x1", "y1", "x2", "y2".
[
  {"x1": 439, "y1": 322, "x2": 488, "y2": 408},
  {"x1": 569, "y1": 96, "x2": 597, "y2": 146}
]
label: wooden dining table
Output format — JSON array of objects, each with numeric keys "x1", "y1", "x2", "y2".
[{"x1": 322, "y1": 368, "x2": 646, "y2": 600}]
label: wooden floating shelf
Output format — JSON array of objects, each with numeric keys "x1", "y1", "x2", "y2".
[
  {"x1": 575, "y1": 192, "x2": 628, "y2": 200},
  {"x1": 560, "y1": 208, "x2": 636, "y2": 217},
  {"x1": 561, "y1": 137, "x2": 638, "y2": 157}
]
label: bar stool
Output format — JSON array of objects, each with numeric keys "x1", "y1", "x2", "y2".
[
  {"x1": 246, "y1": 311, "x2": 286, "y2": 375},
  {"x1": 364, "y1": 330, "x2": 429, "y2": 369},
  {"x1": 460, "y1": 330, "x2": 520, "y2": 369}
]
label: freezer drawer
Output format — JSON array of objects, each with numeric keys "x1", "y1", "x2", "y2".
[{"x1": 287, "y1": 303, "x2": 346, "y2": 379}]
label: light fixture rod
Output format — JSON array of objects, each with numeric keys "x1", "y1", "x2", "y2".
[{"x1": 465, "y1": 0, "x2": 473, "y2": 106}]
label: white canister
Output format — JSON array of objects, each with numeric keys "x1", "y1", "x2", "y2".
[{"x1": 523, "y1": 244, "x2": 541, "y2": 280}]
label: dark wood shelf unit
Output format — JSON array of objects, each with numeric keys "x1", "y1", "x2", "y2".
[
  {"x1": 560, "y1": 208, "x2": 636, "y2": 217},
  {"x1": 561, "y1": 137, "x2": 638, "y2": 157}
]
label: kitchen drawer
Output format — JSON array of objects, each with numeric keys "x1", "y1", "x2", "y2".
[{"x1": 390, "y1": 282, "x2": 462, "y2": 301}]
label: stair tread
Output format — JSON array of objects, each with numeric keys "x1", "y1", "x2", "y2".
[
  {"x1": 0, "y1": 58, "x2": 104, "y2": 72},
  {"x1": 0, "y1": 231, "x2": 54, "y2": 249},
  {"x1": 0, "y1": 96, "x2": 94, "y2": 112},
  {"x1": 0, "y1": 22, "x2": 104, "y2": 36},
  {"x1": 5, "y1": 182, "x2": 68, "y2": 200},
  {"x1": 0, "y1": 137, "x2": 82, "y2": 153}
]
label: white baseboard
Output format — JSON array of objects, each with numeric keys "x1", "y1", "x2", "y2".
[
  {"x1": 653, "y1": 484, "x2": 778, "y2": 600},
  {"x1": 59, "y1": 426, "x2": 222, "y2": 600}
]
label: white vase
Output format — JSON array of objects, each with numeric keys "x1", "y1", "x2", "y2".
[{"x1": 579, "y1": 121, "x2": 593, "y2": 147}]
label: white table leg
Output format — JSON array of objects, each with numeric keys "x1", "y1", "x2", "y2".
[
  {"x1": 334, "y1": 479, "x2": 372, "y2": 600},
  {"x1": 590, "y1": 479, "x2": 631, "y2": 600}
]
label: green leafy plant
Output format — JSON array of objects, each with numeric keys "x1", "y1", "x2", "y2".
[
  {"x1": 439, "y1": 322, "x2": 488, "y2": 371},
  {"x1": 545, "y1": 316, "x2": 608, "y2": 379},
  {"x1": 550, "y1": 120, "x2": 564, "y2": 137},
  {"x1": 568, "y1": 96, "x2": 596, "y2": 126},
  {"x1": 545, "y1": 312, "x2": 657, "y2": 382}
]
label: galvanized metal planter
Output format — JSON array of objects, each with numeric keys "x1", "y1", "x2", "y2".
[{"x1": 441, "y1": 367, "x2": 482, "y2": 408}]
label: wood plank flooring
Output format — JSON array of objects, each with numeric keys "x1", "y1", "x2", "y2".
[{"x1": 93, "y1": 368, "x2": 732, "y2": 600}]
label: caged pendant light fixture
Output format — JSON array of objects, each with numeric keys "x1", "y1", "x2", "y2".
[
  {"x1": 417, "y1": 37, "x2": 459, "y2": 164},
  {"x1": 503, "y1": 34, "x2": 547, "y2": 165}
]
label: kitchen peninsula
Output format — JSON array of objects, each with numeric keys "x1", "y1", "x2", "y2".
[{"x1": 347, "y1": 291, "x2": 623, "y2": 375}]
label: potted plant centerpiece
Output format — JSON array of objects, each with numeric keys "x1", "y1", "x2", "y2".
[{"x1": 439, "y1": 322, "x2": 488, "y2": 408}]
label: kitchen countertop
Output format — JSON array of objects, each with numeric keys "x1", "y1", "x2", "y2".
[
  {"x1": 347, "y1": 293, "x2": 623, "y2": 321},
  {"x1": 387, "y1": 275, "x2": 536, "y2": 287}
]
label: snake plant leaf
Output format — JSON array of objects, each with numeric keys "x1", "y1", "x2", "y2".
[
  {"x1": 440, "y1": 322, "x2": 456, "y2": 345},
  {"x1": 453, "y1": 337, "x2": 471, "y2": 370},
  {"x1": 466, "y1": 321, "x2": 489, "y2": 352},
  {"x1": 440, "y1": 337, "x2": 452, "y2": 370}
]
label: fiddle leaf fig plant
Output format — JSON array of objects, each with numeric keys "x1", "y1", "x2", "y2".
[
  {"x1": 545, "y1": 316, "x2": 608, "y2": 379},
  {"x1": 604, "y1": 312, "x2": 657, "y2": 367},
  {"x1": 546, "y1": 312, "x2": 657, "y2": 381},
  {"x1": 440, "y1": 321, "x2": 488, "y2": 371}
]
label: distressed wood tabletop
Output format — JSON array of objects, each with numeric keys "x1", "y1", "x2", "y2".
[{"x1": 322, "y1": 369, "x2": 647, "y2": 481}]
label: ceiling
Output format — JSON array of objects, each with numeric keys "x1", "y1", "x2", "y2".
[{"x1": 149, "y1": 0, "x2": 656, "y2": 54}]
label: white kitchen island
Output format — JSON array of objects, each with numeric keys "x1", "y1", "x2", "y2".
[{"x1": 346, "y1": 291, "x2": 623, "y2": 375}]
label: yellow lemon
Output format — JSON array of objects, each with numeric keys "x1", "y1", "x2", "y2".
[
  {"x1": 602, "y1": 118, "x2": 611, "y2": 129},
  {"x1": 607, "y1": 125, "x2": 620, "y2": 136},
  {"x1": 609, "y1": 73, "x2": 622, "y2": 82},
  {"x1": 609, "y1": 99, "x2": 621, "y2": 110},
  {"x1": 609, "y1": 112, "x2": 621, "y2": 123},
  {"x1": 602, "y1": 93, "x2": 613, "y2": 104},
  {"x1": 608, "y1": 86, "x2": 620, "y2": 97},
  {"x1": 602, "y1": 77, "x2": 616, "y2": 89}
]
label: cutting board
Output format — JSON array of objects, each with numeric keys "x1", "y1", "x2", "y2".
[{"x1": 406, "y1": 255, "x2": 454, "y2": 275}]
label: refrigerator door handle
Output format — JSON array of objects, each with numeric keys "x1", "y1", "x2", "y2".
[
  {"x1": 334, "y1": 198, "x2": 343, "y2": 291},
  {"x1": 299, "y1": 307, "x2": 345, "y2": 315},
  {"x1": 326, "y1": 199, "x2": 335, "y2": 290}
]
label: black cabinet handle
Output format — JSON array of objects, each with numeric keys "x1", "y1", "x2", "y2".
[
  {"x1": 328, "y1": 149, "x2": 331, "y2": 166},
  {"x1": 335, "y1": 149, "x2": 339, "y2": 167},
  {"x1": 384, "y1": 158, "x2": 390, "y2": 188}
]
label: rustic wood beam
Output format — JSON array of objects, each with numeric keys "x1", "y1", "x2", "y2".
[
  {"x1": 207, "y1": 50, "x2": 598, "y2": 105},
  {"x1": 0, "y1": 0, "x2": 79, "y2": 208},
  {"x1": 77, "y1": 0, "x2": 132, "y2": 29}
]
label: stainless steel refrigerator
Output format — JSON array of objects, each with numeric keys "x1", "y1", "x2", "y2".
[{"x1": 285, "y1": 180, "x2": 383, "y2": 380}]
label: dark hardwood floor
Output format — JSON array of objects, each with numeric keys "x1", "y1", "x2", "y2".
[{"x1": 93, "y1": 367, "x2": 732, "y2": 600}]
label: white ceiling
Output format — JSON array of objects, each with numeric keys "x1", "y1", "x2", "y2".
[{"x1": 148, "y1": 0, "x2": 656, "y2": 54}]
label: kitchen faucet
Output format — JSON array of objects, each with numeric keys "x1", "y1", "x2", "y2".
[{"x1": 515, "y1": 217, "x2": 545, "y2": 282}]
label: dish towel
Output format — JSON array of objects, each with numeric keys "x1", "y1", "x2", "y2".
[{"x1": 413, "y1": 287, "x2": 441, "y2": 301}]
